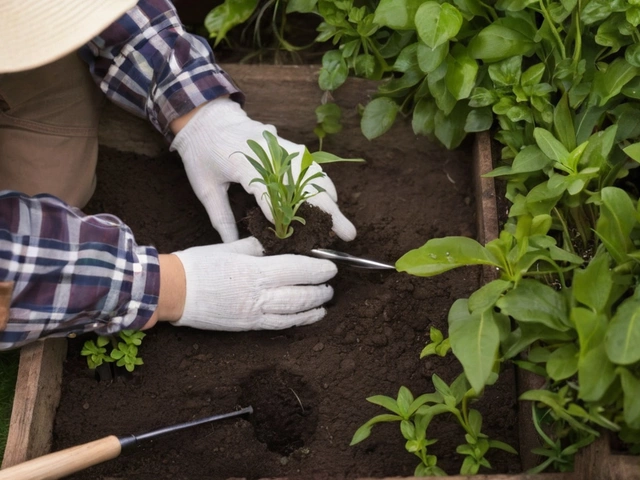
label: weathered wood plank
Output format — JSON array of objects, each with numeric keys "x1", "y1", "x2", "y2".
[{"x1": 1, "y1": 339, "x2": 67, "y2": 468}]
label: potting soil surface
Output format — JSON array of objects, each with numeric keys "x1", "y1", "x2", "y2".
[{"x1": 53, "y1": 114, "x2": 520, "y2": 479}]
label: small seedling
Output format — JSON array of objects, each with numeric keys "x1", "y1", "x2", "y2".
[
  {"x1": 243, "y1": 130, "x2": 363, "y2": 239},
  {"x1": 351, "y1": 374, "x2": 517, "y2": 476},
  {"x1": 80, "y1": 336, "x2": 114, "y2": 370},
  {"x1": 81, "y1": 329, "x2": 146, "y2": 373}
]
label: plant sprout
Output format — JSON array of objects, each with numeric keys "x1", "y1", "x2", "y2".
[{"x1": 243, "y1": 130, "x2": 363, "y2": 239}]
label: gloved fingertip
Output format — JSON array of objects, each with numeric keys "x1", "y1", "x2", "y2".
[
  {"x1": 333, "y1": 217, "x2": 357, "y2": 242},
  {"x1": 233, "y1": 236, "x2": 265, "y2": 256},
  {"x1": 218, "y1": 226, "x2": 240, "y2": 243}
]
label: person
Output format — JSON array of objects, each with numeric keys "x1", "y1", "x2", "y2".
[{"x1": 0, "y1": 0, "x2": 356, "y2": 351}]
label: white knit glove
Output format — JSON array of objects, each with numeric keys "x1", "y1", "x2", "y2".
[
  {"x1": 171, "y1": 237, "x2": 337, "y2": 331},
  {"x1": 170, "y1": 97, "x2": 356, "y2": 243}
]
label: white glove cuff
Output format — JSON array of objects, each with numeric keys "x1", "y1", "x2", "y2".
[{"x1": 170, "y1": 97, "x2": 253, "y2": 155}]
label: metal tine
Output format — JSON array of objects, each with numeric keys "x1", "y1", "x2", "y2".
[{"x1": 309, "y1": 249, "x2": 396, "y2": 270}]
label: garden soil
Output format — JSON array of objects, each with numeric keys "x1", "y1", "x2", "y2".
[{"x1": 52, "y1": 114, "x2": 520, "y2": 479}]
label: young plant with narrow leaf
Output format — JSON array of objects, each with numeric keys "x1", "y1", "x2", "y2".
[{"x1": 244, "y1": 130, "x2": 363, "y2": 239}]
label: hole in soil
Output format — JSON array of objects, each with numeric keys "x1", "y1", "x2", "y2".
[{"x1": 239, "y1": 367, "x2": 318, "y2": 456}]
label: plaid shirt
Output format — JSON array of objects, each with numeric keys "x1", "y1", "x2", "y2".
[
  {"x1": 0, "y1": 193, "x2": 160, "y2": 350},
  {"x1": 81, "y1": 0, "x2": 243, "y2": 140},
  {"x1": 0, "y1": 0, "x2": 241, "y2": 349}
]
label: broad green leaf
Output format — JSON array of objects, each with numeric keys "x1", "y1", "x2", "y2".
[
  {"x1": 521, "y1": 63, "x2": 545, "y2": 87},
  {"x1": 572, "y1": 252, "x2": 613, "y2": 313},
  {"x1": 534, "y1": 128, "x2": 570, "y2": 164},
  {"x1": 546, "y1": 344, "x2": 579, "y2": 381},
  {"x1": 579, "y1": 341, "x2": 617, "y2": 402},
  {"x1": 445, "y1": 44, "x2": 478, "y2": 100},
  {"x1": 397, "y1": 386, "x2": 414, "y2": 416},
  {"x1": 468, "y1": 24, "x2": 537, "y2": 63},
  {"x1": 350, "y1": 414, "x2": 403, "y2": 445},
  {"x1": 319, "y1": 50, "x2": 349, "y2": 91},
  {"x1": 496, "y1": 0, "x2": 538, "y2": 10},
  {"x1": 400, "y1": 420, "x2": 416, "y2": 440},
  {"x1": 468, "y1": 409, "x2": 482, "y2": 437},
  {"x1": 496, "y1": 279, "x2": 569, "y2": 331},
  {"x1": 488, "y1": 56, "x2": 522, "y2": 87},
  {"x1": 596, "y1": 187, "x2": 637, "y2": 265},
  {"x1": 488, "y1": 439, "x2": 518, "y2": 454},
  {"x1": 412, "y1": 98, "x2": 437, "y2": 136},
  {"x1": 627, "y1": 44, "x2": 640, "y2": 68},
  {"x1": 449, "y1": 299, "x2": 500, "y2": 393},
  {"x1": 611, "y1": 103, "x2": 640, "y2": 142},
  {"x1": 579, "y1": 124, "x2": 617, "y2": 169},
  {"x1": 618, "y1": 368, "x2": 640, "y2": 429},
  {"x1": 361, "y1": 97, "x2": 399, "y2": 140},
  {"x1": 590, "y1": 58, "x2": 639, "y2": 107},
  {"x1": 417, "y1": 42, "x2": 449, "y2": 73},
  {"x1": 484, "y1": 145, "x2": 551, "y2": 176},
  {"x1": 393, "y1": 44, "x2": 419, "y2": 73},
  {"x1": 468, "y1": 279, "x2": 513, "y2": 313},
  {"x1": 374, "y1": 0, "x2": 424, "y2": 30},
  {"x1": 367, "y1": 395, "x2": 402, "y2": 415},
  {"x1": 525, "y1": 180, "x2": 565, "y2": 216},
  {"x1": 624, "y1": 143, "x2": 640, "y2": 163},
  {"x1": 204, "y1": 0, "x2": 259, "y2": 46},
  {"x1": 286, "y1": 0, "x2": 317, "y2": 13},
  {"x1": 464, "y1": 107, "x2": 493, "y2": 132},
  {"x1": 415, "y1": 2, "x2": 463, "y2": 49},
  {"x1": 502, "y1": 323, "x2": 575, "y2": 359},
  {"x1": 605, "y1": 298, "x2": 640, "y2": 365},
  {"x1": 434, "y1": 103, "x2": 470, "y2": 149},
  {"x1": 428, "y1": 62, "x2": 457, "y2": 115},
  {"x1": 396, "y1": 236, "x2": 500, "y2": 276},
  {"x1": 431, "y1": 373, "x2": 454, "y2": 398},
  {"x1": 553, "y1": 94, "x2": 576, "y2": 151}
]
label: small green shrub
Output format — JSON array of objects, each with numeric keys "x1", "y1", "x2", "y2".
[{"x1": 81, "y1": 329, "x2": 145, "y2": 373}]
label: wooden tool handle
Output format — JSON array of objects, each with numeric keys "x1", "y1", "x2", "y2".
[{"x1": 0, "y1": 435, "x2": 122, "y2": 480}]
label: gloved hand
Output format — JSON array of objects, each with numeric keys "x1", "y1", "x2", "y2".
[
  {"x1": 171, "y1": 97, "x2": 356, "y2": 243},
  {"x1": 171, "y1": 237, "x2": 337, "y2": 331}
]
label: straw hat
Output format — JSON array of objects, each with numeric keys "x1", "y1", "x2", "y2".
[{"x1": 0, "y1": 0, "x2": 138, "y2": 73}]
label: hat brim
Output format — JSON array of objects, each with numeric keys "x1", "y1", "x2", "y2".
[{"x1": 0, "y1": 0, "x2": 138, "y2": 73}]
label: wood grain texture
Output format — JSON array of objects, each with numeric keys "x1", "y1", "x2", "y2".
[
  {"x1": 1, "y1": 339, "x2": 67, "y2": 468},
  {"x1": 0, "y1": 435, "x2": 121, "y2": 480}
]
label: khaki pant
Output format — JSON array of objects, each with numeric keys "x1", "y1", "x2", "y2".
[{"x1": 0, "y1": 53, "x2": 104, "y2": 208}]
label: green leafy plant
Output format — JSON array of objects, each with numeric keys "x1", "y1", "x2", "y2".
[
  {"x1": 80, "y1": 336, "x2": 114, "y2": 370},
  {"x1": 243, "y1": 130, "x2": 363, "y2": 239},
  {"x1": 81, "y1": 329, "x2": 146, "y2": 373},
  {"x1": 320, "y1": 0, "x2": 640, "y2": 472},
  {"x1": 204, "y1": 0, "x2": 319, "y2": 63},
  {"x1": 351, "y1": 370, "x2": 517, "y2": 476}
]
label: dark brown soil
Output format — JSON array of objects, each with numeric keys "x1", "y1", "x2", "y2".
[
  {"x1": 52, "y1": 115, "x2": 520, "y2": 479},
  {"x1": 245, "y1": 203, "x2": 336, "y2": 255}
]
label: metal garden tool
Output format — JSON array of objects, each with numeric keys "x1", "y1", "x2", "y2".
[
  {"x1": 310, "y1": 248, "x2": 396, "y2": 270},
  {"x1": 0, "y1": 406, "x2": 253, "y2": 480}
]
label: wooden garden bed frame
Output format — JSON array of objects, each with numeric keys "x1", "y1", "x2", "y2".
[{"x1": 2, "y1": 65, "x2": 639, "y2": 480}]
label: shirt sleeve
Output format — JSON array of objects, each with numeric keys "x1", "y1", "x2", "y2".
[
  {"x1": 0, "y1": 191, "x2": 160, "y2": 351},
  {"x1": 79, "y1": 0, "x2": 244, "y2": 141}
]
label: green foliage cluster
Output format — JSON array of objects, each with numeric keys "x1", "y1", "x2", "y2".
[
  {"x1": 81, "y1": 329, "x2": 145, "y2": 373},
  {"x1": 205, "y1": 0, "x2": 640, "y2": 472},
  {"x1": 204, "y1": 0, "x2": 319, "y2": 62},
  {"x1": 387, "y1": 0, "x2": 640, "y2": 472},
  {"x1": 351, "y1": 329, "x2": 517, "y2": 476},
  {"x1": 243, "y1": 130, "x2": 363, "y2": 239}
]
